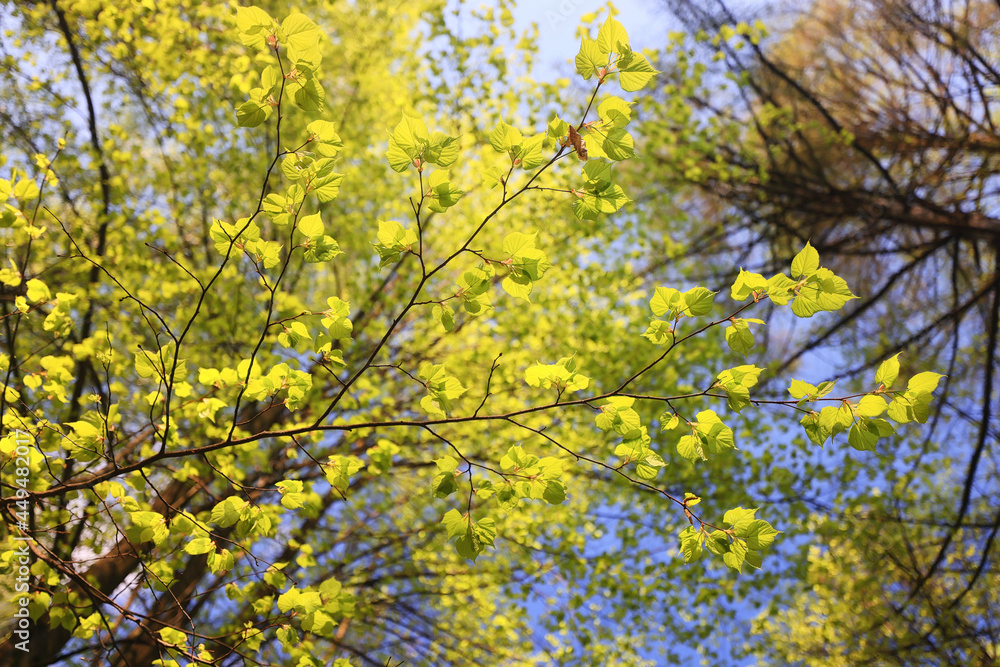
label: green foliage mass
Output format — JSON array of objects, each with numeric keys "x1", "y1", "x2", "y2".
[{"x1": 0, "y1": 1, "x2": 946, "y2": 665}]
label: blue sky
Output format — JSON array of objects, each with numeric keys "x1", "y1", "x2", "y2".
[{"x1": 510, "y1": 0, "x2": 678, "y2": 79}]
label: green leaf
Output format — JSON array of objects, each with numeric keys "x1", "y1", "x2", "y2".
[
  {"x1": 724, "y1": 506, "x2": 757, "y2": 534},
  {"x1": 677, "y1": 410, "x2": 735, "y2": 461},
  {"x1": 790, "y1": 268, "x2": 857, "y2": 317},
  {"x1": 25, "y1": 279, "x2": 50, "y2": 303},
  {"x1": 887, "y1": 395, "x2": 914, "y2": 424},
  {"x1": 276, "y1": 626, "x2": 299, "y2": 650},
  {"x1": 542, "y1": 480, "x2": 567, "y2": 504},
  {"x1": 324, "y1": 455, "x2": 364, "y2": 492},
  {"x1": 298, "y1": 212, "x2": 323, "y2": 237},
  {"x1": 235, "y1": 6, "x2": 276, "y2": 50},
  {"x1": 597, "y1": 97, "x2": 633, "y2": 129},
  {"x1": 650, "y1": 287, "x2": 682, "y2": 318},
  {"x1": 425, "y1": 131, "x2": 459, "y2": 167},
  {"x1": 856, "y1": 395, "x2": 888, "y2": 418},
  {"x1": 211, "y1": 497, "x2": 246, "y2": 528},
  {"x1": 819, "y1": 403, "x2": 854, "y2": 438},
  {"x1": 515, "y1": 134, "x2": 548, "y2": 170},
  {"x1": 788, "y1": 378, "x2": 836, "y2": 401},
  {"x1": 210, "y1": 217, "x2": 261, "y2": 254},
  {"x1": 435, "y1": 456, "x2": 459, "y2": 472},
  {"x1": 888, "y1": 392, "x2": 934, "y2": 424},
  {"x1": 799, "y1": 412, "x2": 829, "y2": 446},
  {"x1": 500, "y1": 445, "x2": 540, "y2": 473},
  {"x1": 725, "y1": 318, "x2": 764, "y2": 355},
  {"x1": 575, "y1": 38, "x2": 605, "y2": 79},
  {"x1": 236, "y1": 99, "x2": 271, "y2": 127},
  {"x1": 260, "y1": 66, "x2": 278, "y2": 95},
  {"x1": 582, "y1": 160, "x2": 613, "y2": 184},
  {"x1": 731, "y1": 269, "x2": 767, "y2": 301},
  {"x1": 677, "y1": 434, "x2": 703, "y2": 461},
  {"x1": 278, "y1": 321, "x2": 312, "y2": 348},
  {"x1": 790, "y1": 242, "x2": 819, "y2": 278},
  {"x1": 301, "y1": 610, "x2": 336, "y2": 636},
  {"x1": 432, "y1": 303, "x2": 455, "y2": 332},
  {"x1": 642, "y1": 319, "x2": 672, "y2": 345},
  {"x1": 501, "y1": 273, "x2": 532, "y2": 302},
  {"x1": 288, "y1": 75, "x2": 325, "y2": 112},
  {"x1": 127, "y1": 511, "x2": 169, "y2": 545},
  {"x1": 387, "y1": 140, "x2": 415, "y2": 173},
  {"x1": 765, "y1": 273, "x2": 797, "y2": 305},
  {"x1": 134, "y1": 348, "x2": 159, "y2": 379},
  {"x1": 716, "y1": 364, "x2": 763, "y2": 413},
  {"x1": 308, "y1": 160, "x2": 345, "y2": 202},
  {"x1": 907, "y1": 371, "x2": 945, "y2": 395},
  {"x1": 660, "y1": 413, "x2": 681, "y2": 432},
  {"x1": 262, "y1": 188, "x2": 303, "y2": 227},
  {"x1": 441, "y1": 511, "x2": 468, "y2": 537},
  {"x1": 681, "y1": 286, "x2": 716, "y2": 316},
  {"x1": 133, "y1": 344, "x2": 184, "y2": 382},
  {"x1": 280, "y1": 13, "x2": 320, "y2": 54},
  {"x1": 617, "y1": 427, "x2": 652, "y2": 459},
  {"x1": 497, "y1": 231, "x2": 550, "y2": 300},
  {"x1": 596, "y1": 397, "x2": 641, "y2": 435},
  {"x1": 717, "y1": 365, "x2": 763, "y2": 389},
  {"x1": 723, "y1": 541, "x2": 748, "y2": 573},
  {"x1": 678, "y1": 526, "x2": 704, "y2": 563},
  {"x1": 276, "y1": 480, "x2": 305, "y2": 509},
  {"x1": 489, "y1": 120, "x2": 523, "y2": 153},
  {"x1": 597, "y1": 15, "x2": 629, "y2": 54},
  {"x1": 587, "y1": 126, "x2": 635, "y2": 161},
  {"x1": 387, "y1": 115, "x2": 430, "y2": 172},
  {"x1": 454, "y1": 516, "x2": 497, "y2": 562},
  {"x1": 442, "y1": 510, "x2": 496, "y2": 562},
  {"x1": 524, "y1": 358, "x2": 590, "y2": 392},
  {"x1": 432, "y1": 470, "x2": 458, "y2": 498},
  {"x1": 814, "y1": 380, "x2": 837, "y2": 398},
  {"x1": 547, "y1": 116, "x2": 570, "y2": 144},
  {"x1": 788, "y1": 379, "x2": 817, "y2": 400},
  {"x1": 572, "y1": 181, "x2": 630, "y2": 220},
  {"x1": 373, "y1": 220, "x2": 419, "y2": 267},
  {"x1": 848, "y1": 419, "x2": 879, "y2": 451},
  {"x1": 322, "y1": 297, "x2": 353, "y2": 339},
  {"x1": 185, "y1": 537, "x2": 216, "y2": 556},
  {"x1": 306, "y1": 120, "x2": 343, "y2": 157},
  {"x1": 277, "y1": 587, "x2": 322, "y2": 615},
  {"x1": 304, "y1": 235, "x2": 342, "y2": 262},
  {"x1": 207, "y1": 549, "x2": 234, "y2": 573},
  {"x1": 158, "y1": 627, "x2": 187, "y2": 647},
  {"x1": 501, "y1": 231, "x2": 537, "y2": 258},
  {"x1": 418, "y1": 363, "x2": 467, "y2": 416},
  {"x1": 743, "y1": 519, "x2": 779, "y2": 550},
  {"x1": 617, "y1": 51, "x2": 658, "y2": 92},
  {"x1": 704, "y1": 531, "x2": 730, "y2": 556},
  {"x1": 874, "y1": 353, "x2": 902, "y2": 388},
  {"x1": 635, "y1": 452, "x2": 666, "y2": 480},
  {"x1": 426, "y1": 170, "x2": 463, "y2": 212}
]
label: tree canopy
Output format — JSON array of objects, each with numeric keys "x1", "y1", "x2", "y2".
[
  {"x1": 637, "y1": 0, "x2": 1000, "y2": 662},
  {"x1": 0, "y1": 0, "x2": 984, "y2": 665}
]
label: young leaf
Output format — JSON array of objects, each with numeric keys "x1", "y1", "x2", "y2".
[
  {"x1": 790, "y1": 241, "x2": 819, "y2": 278},
  {"x1": 874, "y1": 353, "x2": 901, "y2": 388},
  {"x1": 575, "y1": 38, "x2": 605, "y2": 79},
  {"x1": 387, "y1": 115, "x2": 429, "y2": 172},
  {"x1": 617, "y1": 52, "x2": 658, "y2": 92},
  {"x1": 596, "y1": 15, "x2": 629, "y2": 54}
]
